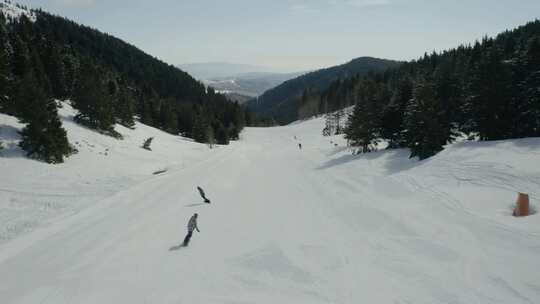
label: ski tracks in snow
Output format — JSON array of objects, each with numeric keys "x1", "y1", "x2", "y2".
[{"x1": 1, "y1": 115, "x2": 540, "y2": 303}]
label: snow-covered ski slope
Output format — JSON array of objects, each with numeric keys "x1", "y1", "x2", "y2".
[{"x1": 1, "y1": 105, "x2": 540, "y2": 303}]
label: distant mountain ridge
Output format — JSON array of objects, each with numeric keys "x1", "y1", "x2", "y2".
[
  {"x1": 179, "y1": 62, "x2": 305, "y2": 98},
  {"x1": 178, "y1": 62, "x2": 280, "y2": 79},
  {"x1": 246, "y1": 57, "x2": 402, "y2": 124},
  {"x1": 203, "y1": 71, "x2": 305, "y2": 97}
]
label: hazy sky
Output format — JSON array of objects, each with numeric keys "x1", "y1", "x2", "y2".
[{"x1": 18, "y1": 0, "x2": 540, "y2": 72}]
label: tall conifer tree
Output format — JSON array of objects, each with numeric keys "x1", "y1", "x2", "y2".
[
  {"x1": 17, "y1": 71, "x2": 72, "y2": 163},
  {"x1": 404, "y1": 77, "x2": 455, "y2": 160},
  {"x1": 72, "y1": 60, "x2": 115, "y2": 133}
]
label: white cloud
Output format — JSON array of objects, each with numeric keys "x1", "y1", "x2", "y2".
[{"x1": 56, "y1": 0, "x2": 96, "y2": 7}]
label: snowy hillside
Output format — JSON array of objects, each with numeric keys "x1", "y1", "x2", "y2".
[
  {"x1": 0, "y1": 102, "x2": 218, "y2": 245},
  {"x1": 1, "y1": 106, "x2": 540, "y2": 303},
  {"x1": 0, "y1": 0, "x2": 36, "y2": 22}
]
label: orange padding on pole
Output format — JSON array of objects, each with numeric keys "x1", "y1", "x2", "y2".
[{"x1": 513, "y1": 193, "x2": 529, "y2": 217}]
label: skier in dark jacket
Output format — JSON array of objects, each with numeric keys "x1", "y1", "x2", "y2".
[
  {"x1": 183, "y1": 213, "x2": 200, "y2": 246},
  {"x1": 197, "y1": 186, "x2": 211, "y2": 203}
]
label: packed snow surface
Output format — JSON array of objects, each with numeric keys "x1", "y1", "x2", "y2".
[{"x1": 1, "y1": 104, "x2": 540, "y2": 303}]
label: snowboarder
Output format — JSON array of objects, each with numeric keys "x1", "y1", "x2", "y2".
[
  {"x1": 197, "y1": 186, "x2": 211, "y2": 203},
  {"x1": 183, "y1": 213, "x2": 200, "y2": 246}
]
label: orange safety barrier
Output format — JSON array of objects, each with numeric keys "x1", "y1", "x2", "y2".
[{"x1": 513, "y1": 193, "x2": 529, "y2": 217}]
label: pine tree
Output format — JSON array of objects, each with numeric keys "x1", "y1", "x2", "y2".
[
  {"x1": 41, "y1": 43, "x2": 69, "y2": 99},
  {"x1": 322, "y1": 112, "x2": 334, "y2": 136},
  {"x1": 381, "y1": 77, "x2": 411, "y2": 148},
  {"x1": 514, "y1": 69, "x2": 540, "y2": 137},
  {"x1": 0, "y1": 12, "x2": 10, "y2": 113},
  {"x1": 159, "y1": 99, "x2": 178, "y2": 134},
  {"x1": 215, "y1": 122, "x2": 229, "y2": 145},
  {"x1": 404, "y1": 77, "x2": 455, "y2": 160},
  {"x1": 343, "y1": 80, "x2": 381, "y2": 153},
  {"x1": 206, "y1": 125, "x2": 215, "y2": 148},
  {"x1": 7, "y1": 23, "x2": 73, "y2": 163},
  {"x1": 72, "y1": 61, "x2": 115, "y2": 133},
  {"x1": 464, "y1": 46, "x2": 513, "y2": 140},
  {"x1": 16, "y1": 71, "x2": 72, "y2": 163},
  {"x1": 233, "y1": 102, "x2": 246, "y2": 134},
  {"x1": 113, "y1": 84, "x2": 135, "y2": 129},
  {"x1": 60, "y1": 52, "x2": 79, "y2": 99},
  {"x1": 515, "y1": 36, "x2": 540, "y2": 136},
  {"x1": 192, "y1": 113, "x2": 209, "y2": 143},
  {"x1": 227, "y1": 123, "x2": 240, "y2": 141},
  {"x1": 333, "y1": 109, "x2": 344, "y2": 135},
  {"x1": 244, "y1": 107, "x2": 254, "y2": 127},
  {"x1": 3, "y1": 36, "x2": 33, "y2": 115},
  {"x1": 11, "y1": 36, "x2": 31, "y2": 79},
  {"x1": 344, "y1": 102, "x2": 378, "y2": 153},
  {"x1": 176, "y1": 103, "x2": 195, "y2": 137},
  {"x1": 139, "y1": 98, "x2": 154, "y2": 126}
]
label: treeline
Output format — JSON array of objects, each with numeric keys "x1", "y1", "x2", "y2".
[
  {"x1": 304, "y1": 20, "x2": 540, "y2": 159},
  {"x1": 0, "y1": 8, "x2": 252, "y2": 163},
  {"x1": 248, "y1": 57, "x2": 400, "y2": 124}
]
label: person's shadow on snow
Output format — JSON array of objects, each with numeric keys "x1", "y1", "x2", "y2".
[
  {"x1": 184, "y1": 203, "x2": 207, "y2": 207},
  {"x1": 169, "y1": 244, "x2": 185, "y2": 251}
]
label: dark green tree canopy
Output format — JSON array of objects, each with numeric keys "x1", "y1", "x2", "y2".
[
  {"x1": 0, "y1": 7, "x2": 253, "y2": 164},
  {"x1": 334, "y1": 20, "x2": 540, "y2": 159}
]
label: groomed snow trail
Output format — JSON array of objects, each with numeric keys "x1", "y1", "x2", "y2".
[{"x1": 1, "y1": 116, "x2": 540, "y2": 303}]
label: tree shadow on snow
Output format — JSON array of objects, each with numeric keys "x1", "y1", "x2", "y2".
[
  {"x1": 449, "y1": 137, "x2": 540, "y2": 152},
  {"x1": 0, "y1": 124, "x2": 21, "y2": 141},
  {"x1": 325, "y1": 146, "x2": 351, "y2": 157},
  {"x1": 0, "y1": 141, "x2": 26, "y2": 159},
  {"x1": 316, "y1": 148, "x2": 425, "y2": 175},
  {"x1": 0, "y1": 125, "x2": 25, "y2": 159},
  {"x1": 510, "y1": 137, "x2": 540, "y2": 151}
]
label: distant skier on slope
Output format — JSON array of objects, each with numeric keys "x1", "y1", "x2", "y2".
[
  {"x1": 197, "y1": 186, "x2": 211, "y2": 203},
  {"x1": 183, "y1": 213, "x2": 200, "y2": 246},
  {"x1": 298, "y1": 143, "x2": 302, "y2": 150}
]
